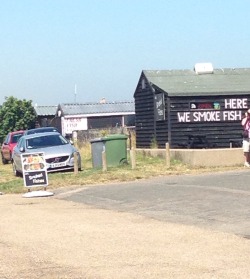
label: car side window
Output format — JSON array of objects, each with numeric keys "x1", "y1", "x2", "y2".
[{"x1": 17, "y1": 138, "x2": 24, "y2": 149}]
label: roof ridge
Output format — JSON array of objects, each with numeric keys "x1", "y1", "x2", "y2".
[{"x1": 62, "y1": 101, "x2": 134, "y2": 106}]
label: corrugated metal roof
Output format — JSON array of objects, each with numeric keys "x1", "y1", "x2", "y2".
[
  {"x1": 59, "y1": 101, "x2": 135, "y2": 116},
  {"x1": 34, "y1": 105, "x2": 57, "y2": 116},
  {"x1": 143, "y1": 68, "x2": 250, "y2": 96}
]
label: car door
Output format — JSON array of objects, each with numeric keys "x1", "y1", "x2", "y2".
[{"x1": 13, "y1": 137, "x2": 25, "y2": 172}]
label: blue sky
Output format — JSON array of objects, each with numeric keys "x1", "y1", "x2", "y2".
[{"x1": 0, "y1": 0, "x2": 249, "y2": 105}]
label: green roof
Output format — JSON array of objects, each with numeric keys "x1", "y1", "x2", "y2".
[
  {"x1": 34, "y1": 105, "x2": 57, "y2": 116},
  {"x1": 59, "y1": 101, "x2": 134, "y2": 116},
  {"x1": 143, "y1": 68, "x2": 250, "y2": 96}
]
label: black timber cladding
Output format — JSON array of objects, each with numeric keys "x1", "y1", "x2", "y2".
[{"x1": 134, "y1": 68, "x2": 250, "y2": 148}]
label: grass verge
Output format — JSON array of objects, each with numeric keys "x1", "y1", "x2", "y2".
[{"x1": 0, "y1": 148, "x2": 243, "y2": 194}]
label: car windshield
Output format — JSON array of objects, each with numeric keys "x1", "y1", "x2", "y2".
[{"x1": 26, "y1": 134, "x2": 68, "y2": 149}]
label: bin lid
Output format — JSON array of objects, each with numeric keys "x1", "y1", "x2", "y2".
[
  {"x1": 103, "y1": 134, "x2": 128, "y2": 141},
  {"x1": 90, "y1": 134, "x2": 128, "y2": 143},
  {"x1": 90, "y1": 137, "x2": 104, "y2": 143}
]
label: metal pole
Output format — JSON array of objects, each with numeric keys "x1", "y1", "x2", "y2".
[{"x1": 165, "y1": 142, "x2": 170, "y2": 168}]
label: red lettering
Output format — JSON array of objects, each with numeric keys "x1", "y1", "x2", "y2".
[{"x1": 197, "y1": 103, "x2": 212, "y2": 109}]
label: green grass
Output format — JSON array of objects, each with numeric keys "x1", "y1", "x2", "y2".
[{"x1": 0, "y1": 144, "x2": 242, "y2": 194}]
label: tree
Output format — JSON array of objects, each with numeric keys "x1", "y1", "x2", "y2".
[{"x1": 0, "y1": 96, "x2": 36, "y2": 143}]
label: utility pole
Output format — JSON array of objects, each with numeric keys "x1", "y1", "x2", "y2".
[{"x1": 74, "y1": 84, "x2": 77, "y2": 103}]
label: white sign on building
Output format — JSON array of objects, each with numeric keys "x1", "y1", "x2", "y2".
[{"x1": 62, "y1": 117, "x2": 88, "y2": 135}]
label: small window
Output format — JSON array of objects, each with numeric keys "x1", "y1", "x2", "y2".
[{"x1": 142, "y1": 79, "x2": 146, "y2": 89}]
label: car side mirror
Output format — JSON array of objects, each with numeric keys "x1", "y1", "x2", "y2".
[{"x1": 19, "y1": 147, "x2": 25, "y2": 152}]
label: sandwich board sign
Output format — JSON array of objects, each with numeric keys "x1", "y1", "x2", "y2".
[{"x1": 21, "y1": 152, "x2": 48, "y2": 188}]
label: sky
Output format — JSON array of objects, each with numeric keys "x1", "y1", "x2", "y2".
[{"x1": 0, "y1": 0, "x2": 250, "y2": 106}]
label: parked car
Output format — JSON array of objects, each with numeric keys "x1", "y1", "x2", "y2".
[
  {"x1": 24, "y1": 127, "x2": 59, "y2": 135},
  {"x1": 12, "y1": 132, "x2": 81, "y2": 176},
  {"x1": 1, "y1": 130, "x2": 25, "y2": 164}
]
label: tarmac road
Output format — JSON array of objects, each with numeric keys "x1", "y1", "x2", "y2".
[
  {"x1": 1, "y1": 169, "x2": 250, "y2": 279},
  {"x1": 59, "y1": 169, "x2": 250, "y2": 238}
]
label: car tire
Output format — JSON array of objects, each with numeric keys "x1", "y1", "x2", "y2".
[
  {"x1": 12, "y1": 161, "x2": 22, "y2": 177},
  {"x1": 1, "y1": 153, "x2": 8, "y2": 165}
]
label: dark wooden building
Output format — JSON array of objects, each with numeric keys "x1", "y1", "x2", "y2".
[
  {"x1": 35, "y1": 101, "x2": 135, "y2": 137},
  {"x1": 134, "y1": 65, "x2": 250, "y2": 148},
  {"x1": 56, "y1": 101, "x2": 135, "y2": 136},
  {"x1": 34, "y1": 105, "x2": 58, "y2": 128}
]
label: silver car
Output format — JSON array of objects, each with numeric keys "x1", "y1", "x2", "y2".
[{"x1": 12, "y1": 132, "x2": 81, "y2": 176}]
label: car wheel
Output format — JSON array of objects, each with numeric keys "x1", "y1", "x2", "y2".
[
  {"x1": 1, "y1": 153, "x2": 8, "y2": 165},
  {"x1": 12, "y1": 161, "x2": 22, "y2": 177}
]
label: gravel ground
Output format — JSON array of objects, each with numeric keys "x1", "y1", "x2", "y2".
[{"x1": 0, "y1": 193, "x2": 250, "y2": 279}]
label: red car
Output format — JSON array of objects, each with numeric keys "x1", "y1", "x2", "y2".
[{"x1": 1, "y1": 130, "x2": 25, "y2": 164}]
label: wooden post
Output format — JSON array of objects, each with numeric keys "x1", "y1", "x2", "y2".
[
  {"x1": 165, "y1": 142, "x2": 170, "y2": 168},
  {"x1": 130, "y1": 147, "x2": 136, "y2": 169},
  {"x1": 102, "y1": 150, "x2": 107, "y2": 172},
  {"x1": 74, "y1": 152, "x2": 78, "y2": 175},
  {"x1": 72, "y1": 131, "x2": 78, "y2": 146}
]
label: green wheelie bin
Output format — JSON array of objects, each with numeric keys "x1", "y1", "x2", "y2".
[{"x1": 90, "y1": 134, "x2": 128, "y2": 168}]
